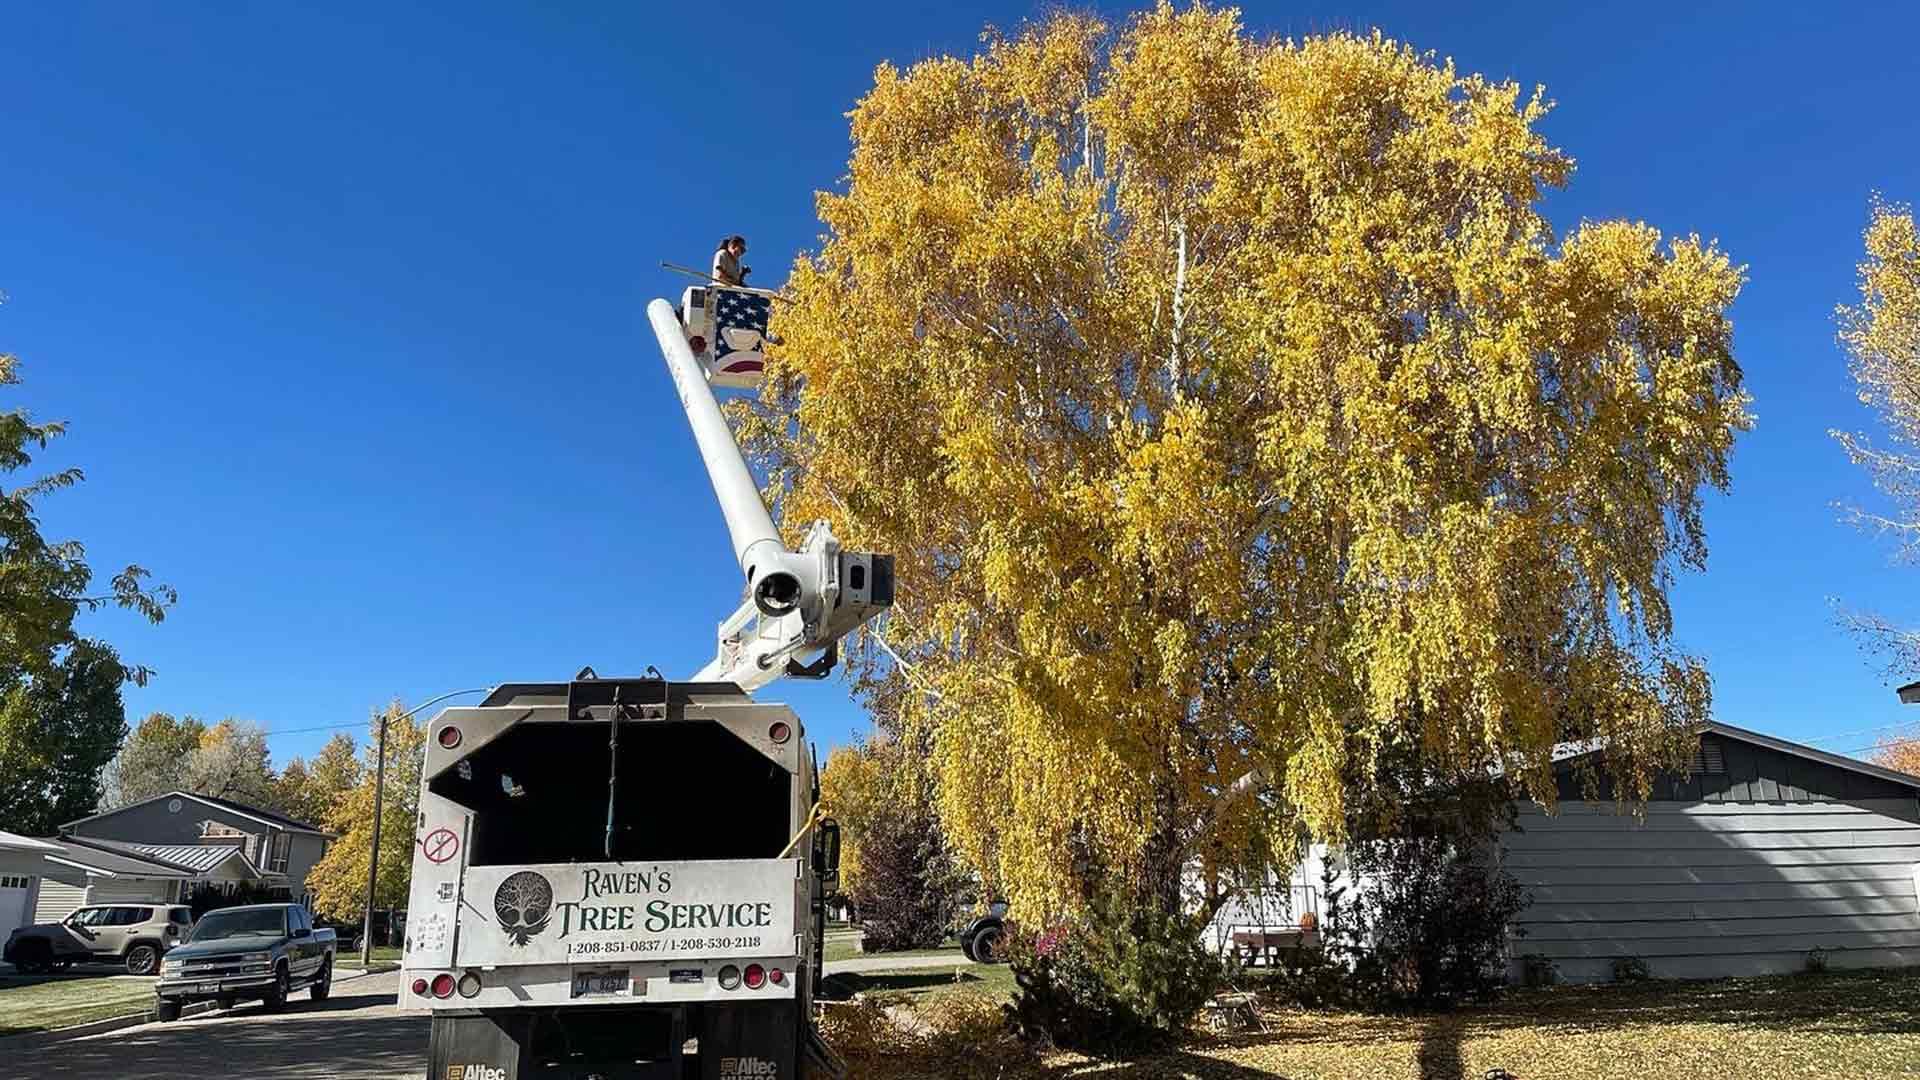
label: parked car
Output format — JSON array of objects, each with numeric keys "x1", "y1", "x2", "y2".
[
  {"x1": 154, "y1": 903, "x2": 335, "y2": 1020},
  {"x1": 3, "y1": 903, "x2": 193, "y2": 975},
  {"x1": 958, "y1": 900, "x2": 1009, "y2": 963},
  {"x1": 314, "y1": 915, "x2": 361, "y2": 953}
]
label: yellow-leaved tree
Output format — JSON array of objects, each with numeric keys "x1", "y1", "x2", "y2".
[
  {"x1": 1833, "y1": 198, "x2": 1920, "y2": 669},
  {"x1": 743, "y1": 5, "x2": 1750, "y2": 921},
  {"x1": 305, "y1": 703, "x2": 425, "y2": 921}
]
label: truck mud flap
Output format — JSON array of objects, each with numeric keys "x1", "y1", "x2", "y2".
[{"x1": 700, "y1": 1002, "x2": 798, "y2": 1080}]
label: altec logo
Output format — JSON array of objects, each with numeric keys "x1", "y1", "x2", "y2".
[
  {"x1": 719, "y1": 1058, "x2": 778, "y2": 1078},
  {"x1": 445, "y1": 1065, "x2": 506, "y2": 1080}
]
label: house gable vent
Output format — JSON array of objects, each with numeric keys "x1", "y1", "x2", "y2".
[{"x1": 1690, "y1": 738, "x2": 1726, "y2": 775}]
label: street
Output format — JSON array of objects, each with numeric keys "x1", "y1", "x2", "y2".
[{"x1": 7, "y1": 971, "x2": 424, "y2": 1080}]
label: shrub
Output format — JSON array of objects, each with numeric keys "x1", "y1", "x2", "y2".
[
  {"x1": 848, "y1": 798, "x2": 969, "y2": 952},
  {"x1": 1318, "y1": 832, "x2": 1530, "y2": 1009},
  {"x1": 1610, "y1": 955, "x2": 1651, "y2": 983},
  {"x1": 1007, "y1": 891, "x2": 1227, "y2": 1055},
  {"x1": 1804, "y1": 946, "x2": 1832, "y2": 974}
]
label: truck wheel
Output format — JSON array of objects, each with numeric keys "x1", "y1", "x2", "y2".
[
  {"x1": 155, "y1": 999, "x2": 182, "y2": 1022},
  {"x1": 309, "y1": 958, "x2": 332, "y2": 1001},
  {"x1": 261, "y1": 964, "x2": 290, "y2": 1012},
  {"x1": 125, "y1": 943, "x2": 161, "y2": 976}
]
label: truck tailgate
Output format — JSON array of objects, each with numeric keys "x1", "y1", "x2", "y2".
[{"x1": 455, "y1": 859, "x2": 799, "y2": 967}]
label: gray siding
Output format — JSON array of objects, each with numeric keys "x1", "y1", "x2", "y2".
[
  {"x1": 1506, "y1": 799, "x2": 1920, "y2": 982},
  {"x1": 69, "y1": 796, "x2": 331, "y2": 903},
  {"x1": 286, "y1": 834, "x2": 329, "y2": 903}
]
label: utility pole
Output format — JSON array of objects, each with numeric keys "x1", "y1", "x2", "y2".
[{"x1": 360, "y1": 709, "x2": 388, "y2": 969}]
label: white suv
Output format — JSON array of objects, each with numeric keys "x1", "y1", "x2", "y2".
[{"x1": 3, "y1": 903, "x2": 195, "y2": 975}]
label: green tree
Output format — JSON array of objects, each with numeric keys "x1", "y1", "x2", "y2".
[
  {"x1": 0, "y1": 641, "x2": 129, "y2": 833},
  {"x1": 752, "y1": 7, "x2": 1749, "y2": 919},
  {"x1": 304, "y1": 704, "x2": 424, "y2": 920},
  {"x1": 99, "y1": 712, "x2": 205, "y2": 809},
  {"x1": 0, "y1": 336, "x2": 175, "y2": 830}
]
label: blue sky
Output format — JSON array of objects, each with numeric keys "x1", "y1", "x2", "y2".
[{"x1": 4, "y1": 2, "x2": 1918, "y2": 767}]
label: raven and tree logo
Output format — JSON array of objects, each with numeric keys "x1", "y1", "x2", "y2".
[{"x1": 494, "y1": 871, "x2": 554, "y2": 946}]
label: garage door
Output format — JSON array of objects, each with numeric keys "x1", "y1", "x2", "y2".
[{"x1": 0, "y1": 875, "x2": 33, "y2": 939}]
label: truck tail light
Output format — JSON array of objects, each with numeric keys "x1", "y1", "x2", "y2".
[
  {"x1": 769, "y1": 967, "x2": 785, "y2": 985},
  {"x1": 717, "y1": 964, "x2": 741, "y2": 990},
  {"x1": 688, "y1": 335, "x2": 707, "y2": 354},
  {"x1": 431, "y1": 973, "x2": 456, "y2": 999},
  {"x1": 437, "y1": 726, "x2": 462, "y2": 750},
  {"x1": 743, "y1": 964, "x2": 766, "y2": 990},
  {"x1": 411, "y1": 977, "x2": 430, "y2": 996},
  {"x1": 457, "y1": 971, "x2": 482, "y2": 998},
  {"x1": 768, "y1": 722, "x2": 791, "y2": 744}
]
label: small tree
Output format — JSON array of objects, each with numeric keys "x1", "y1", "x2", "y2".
[
  {"x1": 847, "y1": 794, "x2": 968, "y2": 951},
  {"x1": 304, "y1": 703, "x2": 424, "y2": 921}
]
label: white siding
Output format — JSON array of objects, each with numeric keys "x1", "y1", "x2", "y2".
[
  {"x1": 33, "y1": 878, "x2": 85, "y2": 923},
  {"x1": 85, "y1": 878, "x2": 174, "y2": 905},
  {"x1": 1506, "y1": 801, "x2": 1920, "y2": 982}
]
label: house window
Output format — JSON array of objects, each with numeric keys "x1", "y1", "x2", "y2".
[{"x1": 270, "y1": 833, "x2": 291, "y2": 874}]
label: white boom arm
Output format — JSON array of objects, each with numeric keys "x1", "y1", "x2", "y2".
[{"x1": 647, "y1": 297, "x2": 892, "y2": 690}]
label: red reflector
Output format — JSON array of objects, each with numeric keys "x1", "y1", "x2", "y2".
[
  {"x1": 769, "y1": 967, "x2": 785, "y2": 985},
  {"x1": 437, "y1": 726, "x2": 461, "y2": 750},
  {"x1": 744, "y1": 964, "x2": 765, "y2": 989},
  {"x1": 411, "y1": 978, "x2": 429, "y2": 996},
  {"x1": 768, "y1": 722, "x2": 791, "y2": 745},
  {"x1": 431, "y1": 973, "x2": 456, "y2": 999},
  {"x1": 688, "y1": 335, "x2": 707, "y2": 354}
]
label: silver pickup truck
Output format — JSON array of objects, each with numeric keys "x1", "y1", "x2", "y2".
[{"x1": 154, "y1": 903, "x2": 335, "y2": 1020}]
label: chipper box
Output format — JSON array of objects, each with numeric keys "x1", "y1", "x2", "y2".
[{"x1": 403, "y1": 676, "x2": 841, "y2": 1079}]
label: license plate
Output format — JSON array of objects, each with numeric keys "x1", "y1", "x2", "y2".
[{"x1": 570, "y1": 969, "x2": 630, "y2": 998}]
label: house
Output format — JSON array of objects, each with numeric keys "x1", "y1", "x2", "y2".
[
  {"x1": 0, "y1": 832, "x2": 196, "y2": 936},
  {"x1": 59, "y1": 792, "x2": 333, "y2": 908},
  {"x1": 1204, "y1": 721, "x2": 1920, "y2": 983},
  {"x1": 1505, "y1": 721, "x2": 1920, "y2": 982}
]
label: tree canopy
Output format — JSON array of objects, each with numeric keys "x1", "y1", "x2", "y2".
[
  {"x1": 0, "y1": 334, "x2": 174, "y2": 832},
  {"x1": 1832, "y1": 197, "x2": 1920, "y2": 671},
  {"x1": 748, "y1": 6, "x2": 1750, "y2": 918},
  {"x1": 99, "y1": 712, "x2": 206, "y2": 809},
  {"x1": 305, "y1": 704, "x2": 424, "y2": 919}
]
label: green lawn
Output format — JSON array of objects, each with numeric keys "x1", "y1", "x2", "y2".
[
  {"x1": 336, "y1": 945, "x2": 402, "y2": 969},
  {"x1": 822, "y1": 927, "x2": 969, "y2": 965},
  {"x1": 0, "y1": 971, "x2": 157, "y2": 1037},
  {"x1": 829, "y1": 965, "x2": 1920, "y2": 1079}
]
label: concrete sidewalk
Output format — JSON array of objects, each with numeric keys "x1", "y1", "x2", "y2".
[{"x1": 824, "y1": 952, "x2": 982, "y2": 975}]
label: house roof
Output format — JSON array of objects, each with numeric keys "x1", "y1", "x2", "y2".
[
  {"x1": 1705, "y1": 720, "x2": 1920, "y2": 793},
  {"x1": 77, "y1": 838, "x2": 263, "y2": 877},
  {"x1": 61, "y1": 791, "x2": 330, "y2": 837},
  {"x1": 32, "y1": 836, "x2": 194, "y2": 879},
  {"x1": 0, "y1": 831, "x2": 62, "y2": 852},
  {"x1": 1532, "y1": 721, "x2": 1920, "y2": 793}
]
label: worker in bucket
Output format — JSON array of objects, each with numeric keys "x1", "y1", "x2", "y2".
[{"x1": 712, "y1": 235, "x2": 750, "y2": 287}]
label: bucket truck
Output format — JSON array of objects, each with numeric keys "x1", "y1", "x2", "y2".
[{"x1": 401, "y1": 283, "x2": 888, "y2": 1080}]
